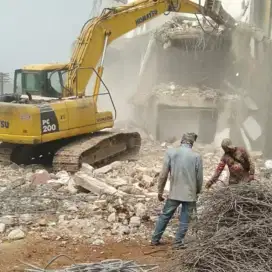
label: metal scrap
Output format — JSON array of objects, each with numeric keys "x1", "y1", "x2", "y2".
[{"x1": 22, "y1": 255, "x2": 158, "y2": 272}]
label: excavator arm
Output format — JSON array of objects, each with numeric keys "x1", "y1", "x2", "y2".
[{"x1": 65, "y1": 0, "x2": 235, "y2": 98}]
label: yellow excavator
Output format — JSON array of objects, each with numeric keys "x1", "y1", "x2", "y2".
[{"x1": 0, "y1": 0, "x2": 234, "y2": 172}]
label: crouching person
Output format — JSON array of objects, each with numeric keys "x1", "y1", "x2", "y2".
[
  {"x1": 206, "y1": 138, "x2": 255, "y2": 189},
  {"x1": 151, "y1": 132, "x2": 203, "y2": 249}
]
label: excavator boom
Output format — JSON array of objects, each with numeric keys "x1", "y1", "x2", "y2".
[{"x1": 66, "y1": 0, "x2": 234, "y2": 97}]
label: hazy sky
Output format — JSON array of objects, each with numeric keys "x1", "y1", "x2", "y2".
[
  {"x1": 0, "y1": 0, "x2": 244, "y2": 76},
  {"x1": 0, "y1": 0, "x2": 91, "y2": 74}
]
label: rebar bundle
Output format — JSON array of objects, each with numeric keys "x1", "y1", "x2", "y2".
[
  {"x1": 22, "y1": 255, "x2": 158, "y2": 272},
  {"x1": 169, "y1": 182, "x2": 272, "y2": 272}
]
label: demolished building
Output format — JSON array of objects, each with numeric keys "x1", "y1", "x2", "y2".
[
  {"x1": 130, "y1": 16, "x2": 272, "y2": 157},
  {"x1": 130, "y1": 17, "x2": 236, "y2": 144}
]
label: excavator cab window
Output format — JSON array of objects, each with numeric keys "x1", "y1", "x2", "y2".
[
  {"x1": 14, "y1": 69, "x2": 22, "y2": 94},
  {"x1": 46, "y1": 71, "x2": 63, "y2": 98},
  {"x1": 14, "y1": 69, "x2": 45, "y2": 96},
  {"x1": 13, "y1": 69, "x2": 65, "y2": 98}
]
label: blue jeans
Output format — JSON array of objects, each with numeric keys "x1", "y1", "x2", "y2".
[{"x1": 151, "y1": 199, "x2": 196, "y2": 244}]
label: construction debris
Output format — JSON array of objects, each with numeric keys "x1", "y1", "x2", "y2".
[
  {"x1": 22, "y1": 256, "x2": 158, "y2": 272},
  {"x1": 131, "y1": 16, "x2": 239, "y2": 144},
  {"x1": 168, "y1": 182, "x2": 272, "y2": 272},
  {"x1": 8, "y1": 228, "x2": 25, "y2": 240},
  {"x1": 153, "y1": 16, "x2": 227, "y2": 50},
  {"x1": 0, "y1": 135, "x2": 266, "y2": 247}
]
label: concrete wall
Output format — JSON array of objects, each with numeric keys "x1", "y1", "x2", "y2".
[
  {"x1": 229, "y1": 30, "x2": 272, "y2": 155},
  {"x1": 249, "y1": 0, "x2": 272, "y2": 37},
  {"x1": 131, "y1": 35, "x2": 234, "y2": 144}
]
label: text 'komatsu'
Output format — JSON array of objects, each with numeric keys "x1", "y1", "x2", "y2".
[{"x1": 136, "y1": 10, "x2": 158, "y2": 26}]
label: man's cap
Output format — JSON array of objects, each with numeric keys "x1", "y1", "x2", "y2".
[
  {"x1": 221, "y1": 138, "x2": 235, "y2": 149},
  {"x1": 181, "y1": 132, "x2": 198, "y2": 144}
]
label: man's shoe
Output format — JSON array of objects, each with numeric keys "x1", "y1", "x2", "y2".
[
  {"x1": 150, "y1": 241, "x2": 166, "y2": 246},
  {"x1": 173, "y1": 241, "x2": 186, "y2": 250}
]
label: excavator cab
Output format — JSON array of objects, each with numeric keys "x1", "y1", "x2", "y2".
[{"x1": 13, "y1": 65, "x2": 68, "y2": 99}]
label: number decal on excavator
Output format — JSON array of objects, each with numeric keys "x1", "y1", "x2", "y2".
[
  {"x1": 37, "y1": 104, "x2": 60, "y2": 135},
  {"x1": 42, "y1": 119, "x2": 57, "y2": 133}
]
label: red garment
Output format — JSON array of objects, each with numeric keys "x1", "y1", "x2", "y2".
[{"x1": 210, "y1": 147, "x2": 255, "y2": 185}]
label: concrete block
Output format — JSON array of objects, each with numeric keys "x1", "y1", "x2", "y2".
[{"x1": 74, "y1": 172, "x2": 117, "y2": 196}]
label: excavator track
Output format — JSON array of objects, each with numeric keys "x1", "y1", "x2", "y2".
[
  {"x1": 0, "y1": 143, "x2": 19, "y2": 165},
  {"x1": 53, "y1": 130, "x2": 141, "y2": 172},
  {"x1": 0, "y1": 130, "x2": 141, "y2": 173}
]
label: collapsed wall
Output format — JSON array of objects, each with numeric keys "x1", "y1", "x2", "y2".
[
  {"x1": 130, "y1": 17, "x2": 272, "y2": 156},
  {"x1": 227, "y1": 23, "x2": 272, "y2": 156},
  {"x1": 130, "y1": 17, "x2": 238, "y2": 144}
]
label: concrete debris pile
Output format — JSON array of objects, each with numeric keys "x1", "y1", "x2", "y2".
[
  {"x1": 0, "y1": 140, "x2": 165, "y2": 245},
  {"x1": 168, "y1": 182, "x2": 272, "y2": 272},
  {"x1": 154, "y1": 16, "x2": 226, "y2": 50},
  {"x1": 0, "y1": 136, "x2": 268, "y2": 245},
  {"x1": 130, "y1": 83, "x2": 235, "y2": 109},
  {"x1": 153, "y1": 83, "x2": 220, "y2": 100}
]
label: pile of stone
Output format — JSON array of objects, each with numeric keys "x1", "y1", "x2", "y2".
[
  {"x1": 154, "y1": 16, "x2": 225, "y2": 50},
  {"x1": 0, "y1": 147, "x2": 165, "y2": 245},
  {"x1": 0, "y1": 135, "x2": 267, "y2": 245},
  {"x1": 152, "y1": 83, "x2": 220, "y2": 100}
]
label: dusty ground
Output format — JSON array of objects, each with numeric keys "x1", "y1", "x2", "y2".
[
  {"x1": 0, "y1": 235, "x2": 172, "y2": 271},
  {"x1": 0, "y1": 129, "x2": 266, "y2": 272}
]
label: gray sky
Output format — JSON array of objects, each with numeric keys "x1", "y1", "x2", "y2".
[
  {"x1": 0, "y1": 0, "x2": 244, "y2": 76},
  {"x1": 0, "y1": 0, "x2": 92, "y2": 74}
]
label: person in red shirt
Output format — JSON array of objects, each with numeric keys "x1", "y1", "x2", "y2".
[{"x1": 206, "y1": 138, "x2": 255, "y2": 188}]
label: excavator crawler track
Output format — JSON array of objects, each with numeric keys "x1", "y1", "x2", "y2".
[
  {"x1": 53, "y1": 130, "x2": 141, "y2": 172},
  {"x1": 0, "y1": 143, "x2": 19, "y2": 165},
  {"x1": 0, "y1": 130, "x2": 141, "y2": 173}
]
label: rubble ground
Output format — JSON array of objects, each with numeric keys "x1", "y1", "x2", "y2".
[
  {"x1": 0, "y1": 129, "x2": 266, "y2": 271},
  {"x1": 0, "y1": 235, "x2": 171, "y2": 271}
]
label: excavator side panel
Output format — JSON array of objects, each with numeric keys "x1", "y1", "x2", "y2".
[
  {"x1": 40, "y1": 98, "x2": 114, "y2": 143},
  {"x1": 65, "y1": 98, "x2": 97, "y2": 130},
  {"x1": 0, "y1": 97, "x2": 114, "y2": 145},
  {"x1": 0, "y1": 103, "x2": 41, "y2": 144}
]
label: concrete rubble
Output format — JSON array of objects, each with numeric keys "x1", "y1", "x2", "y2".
[{"x1": 0, "y1": 128, "x2": 267, "y2": 246}]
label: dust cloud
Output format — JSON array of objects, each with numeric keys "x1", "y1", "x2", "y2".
[
  {"x1": 227, "y1": 23, "x2": 272, "y2": 156},
  {"x1": 129, "y1": 17, "x2": 235, "y2": 146},
  {"x1": 86, "y1": 13, "x2": 272, "y2": 158}
]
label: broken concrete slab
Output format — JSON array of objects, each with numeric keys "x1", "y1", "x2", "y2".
[
  {"x1": 93, "y1": 165, "x2": 113, "y2": 176},
  {"x1": 107, "y1": 212, "x2": 117, "y2": 223},
  {"x1": 118, "y1": 184, "x2": 144, "y2": 195},
  {"x1": 67, "y1": 178, "x2": 78, "y2": 194},
  {"x1": 135, "y1": 203, "x2": 148, "y2": 218},
  {"x1": 139, "y1": 175, "x2": 154, "y2": 188},
  {"x1": 110, "y1": 161, "x2": 122, "y2": 169},
  {"x1": 105, "y1": 177, "x2": 127, "y2": 189},
  {"x1": 74, "y1": 172, "x2": 119, "y2": 196},
  {"x1": 81, "y1": 163, "x2": 94, "y2": 176},
  {"x1": 129, "y1": 216, "x2": 141, "y2": 227},
  {"x1": 54, "y1": 171, "x2": 71, "y2": 184}
]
